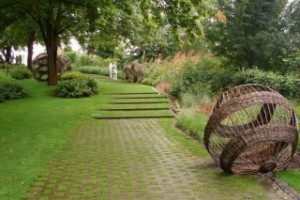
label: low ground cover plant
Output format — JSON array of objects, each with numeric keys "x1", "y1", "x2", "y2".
[
  {"x1": 77, "y1": 66, "x2": 109, "y2": 76},
  {"x1": 59, "y1": 71, "x2": 87, "y2": 80},
  {"x1": 9, "y1": 65, "x2": 32, "y2": 80},
  {"x1": 77, "y1": 65, "x2": 124, "y2": 80},
  {"x1": 0, "y1": 71, "x2": 27, "y2": 102},
  {"x1": 233, "y1": 69, "x2": 300, "y2": 98},
  {"x1": 55, "y1": 77, "x2": 98, "y2": 98}
]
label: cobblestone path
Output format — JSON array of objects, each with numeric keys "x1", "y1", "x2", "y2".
[{"x1": 23, "y1": 118, "x2": 281, "y2": 200}]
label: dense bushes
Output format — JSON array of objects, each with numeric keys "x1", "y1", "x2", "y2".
[
  {"x1": 59, "y1": 71, "x2": 87, "y2": 80},
  {"x1": 171, "y1": 57, "x2": 225, "y2": 97},
  {"x1": 55, "y1": 77, "x2": 98, "y2": 98},
  {"x1": 77, "y1": 66, "x2": 108, "y2": 76},
  {"x1": 0, "y1": 64, "x2": 32, "y2": 79},
  {"x1": 63, "y1": 51, "x2": 110, "y2": 68},
  {"x1": 77, "y1": 66, "x2": 124, "y2": 79},
  {"x1": 233, "y1": 69, "x2": 300, "y2": 98},
  {"x1": 168, "y1": 58, "x2": 300, "y2": 99},
  {"x1": 0, "y1": 73, "x2": 27, "y2": 102},
  {"x1": 146, "y1": 53, "x2": 300, "y2": 101},
  {"x1": 0, "y1": 63, "x2": 8, "y2": 69},
  {"x1": 9, "y1": 65, "x2": 32, "y2": 80}
]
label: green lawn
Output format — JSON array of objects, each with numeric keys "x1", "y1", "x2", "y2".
[{"x1": 277, "y1": 170, "x2": 300, "y2": 193}]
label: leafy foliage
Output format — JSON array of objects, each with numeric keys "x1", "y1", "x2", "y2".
[
  {"x1": 55, "y1": 77, "x2": 98, "y2": 98},
  {"x1": 233, "y1": 69, "x2": 300, "y2": 98},
  {"x1": 59, "y1": 71, "x2": 87, "y2": 80},
  {"x1": 170, "y1": 56, "x2": 225, "y2": 97},
  {"x1": 283, "y1": 0, "x2": 300, "y2": 46},
  {"x1": 207, "y1": 0, "x2": 294, "y2": 72},
  {"x1": 9, "y1": 65, "x2": 32, "y2": 80},
  {"x1": 0, "y1": 73, "x2": 27, "y2": 102},
  {"x1": 77, "y1": 66, "x2": 109, "y2": 76}
]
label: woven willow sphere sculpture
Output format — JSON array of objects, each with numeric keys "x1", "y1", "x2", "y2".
[{"x1": 204, "y1": 84, "x2": 298, "y2": 174}]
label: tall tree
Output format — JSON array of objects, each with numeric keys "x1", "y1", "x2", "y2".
[
  {"x1": 0, "y1": 6, "x2": 41, "y2": 69},
  {"x1": 281, "y1": 0, "x2": 300, "y2": 71},
  {"x1": 1, "y1": 0, "x2": 99, "y2": 85},
  {"x1": 78, "y1": 1, "x2": 213, "y2": 61},
  {"x1": 283, "y1": 0, "x2": 300, "y2": 45},
  {"x1": 207, "y1": 0, "x2": 293, "y2": 72}
]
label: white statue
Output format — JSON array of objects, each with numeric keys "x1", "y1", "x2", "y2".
[
  {"x1": 108, "y1": 62, "x2": 117, "y2": 80},
  {"x1": 111, "y1": 63, "x2": 118, "y2": 80}
]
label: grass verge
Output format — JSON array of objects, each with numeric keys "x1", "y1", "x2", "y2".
[
  {"x1": 0, "y1": 79, "x2": 101, "y2": 200},
  {"x1": 277, "y1": 170, "x2": 300, "y2": 193},
  {"x1": 176, "y1": 108, "x2": 208, "y2": 141}
]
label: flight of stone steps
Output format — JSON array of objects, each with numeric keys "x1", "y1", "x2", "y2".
[{"x1": 93, "y1": 91, "x2": 174, "y2": 119}]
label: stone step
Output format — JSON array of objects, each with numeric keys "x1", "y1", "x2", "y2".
[
  {"x1": 92, "y1": 115, "x2": 175, "y2": 119},
  {"x1": 99, "y1": 108, "x2": 170, "y2": 111},
  {"x1": 112, "y1": 96, "x2": 166, "y2": 99},
  {"x1": 105, "y1": 92, "x2": 158, "y2": 95},
  {"x1": 109, "y1": 101, "x2": 169, "y2": 104}
]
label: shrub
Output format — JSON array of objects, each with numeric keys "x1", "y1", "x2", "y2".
[
  {"x1": 170, "y1": 56, "x2": 225, "y2": 97},
  {"x1": 9, "y1": 65, "x2": 32, "y2": 80},
  {"x1": 77, "y1": 66, "x2": 109, "y2": 76},
  {"x1": 59, "y1": 71, "x2": 87, "y2": 80},
  {"x1": 78, "y1": 55, "x2": 92, "y2": 66},
  {"x1": 0, "y1": 63, "x2": 8, "y2": 69},
  {"x1": 0, "y1": 74, "x2": 27, "y2": 102},
  {"x1": 142, "y1": 65, "x2": 161, "y2": 86},
  {"x1": 180, "y1": 92, "x2": 212, "y2": 108},
  {"x1": 233, "y1": 69, "x2": 300, "y2": 98},
  {"x1": 55, "y1": 77, "x2": 98, "y2": 98},
  {"x1": 63, "y1": 51, "x2": 110, "y2": 68},
  {"x1": 63, "y1": 51, "x2": 77, "y2": 65}
]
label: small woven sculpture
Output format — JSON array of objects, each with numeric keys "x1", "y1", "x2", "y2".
[{"x1": 204, "y1": 84, "x2": 298, "y2": 174}]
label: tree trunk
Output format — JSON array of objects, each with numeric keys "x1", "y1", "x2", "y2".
[
  {"x1": 27, "y1": 29, "x2": 35, "y2": 70},
  {"x1": 46, "y1": 28, "x2": 59, "y2": 85},
  {"x1": 2, "y1": 46, "x2": 13, "y2": 64}
]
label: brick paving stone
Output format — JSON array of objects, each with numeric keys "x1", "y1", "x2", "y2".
[{"x1": 23, "y1": 119, "x2": 292, "y2": 200}]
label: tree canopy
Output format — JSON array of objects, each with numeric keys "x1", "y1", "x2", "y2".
[
  {"x1": 206, "y1": 0, "x2": 296, "y2": 72},
  {"x1": 0, "y1": 0, "x2": 213, "y2": 85},
  {"x1": 3, "y1": 0, "x2": 300, "y2": 82}
]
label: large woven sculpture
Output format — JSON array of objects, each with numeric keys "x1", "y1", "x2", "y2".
[
  {"x1": 32, "y1": 53, "x2": 71, "y2": 81},
  {"x1": 204, "y1": 84, "x2": 298, "y2": 174}
]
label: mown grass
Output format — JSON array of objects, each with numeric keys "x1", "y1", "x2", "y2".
[{"x1": 277, "y1": 170, "x2": 300, "y2": 193}]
